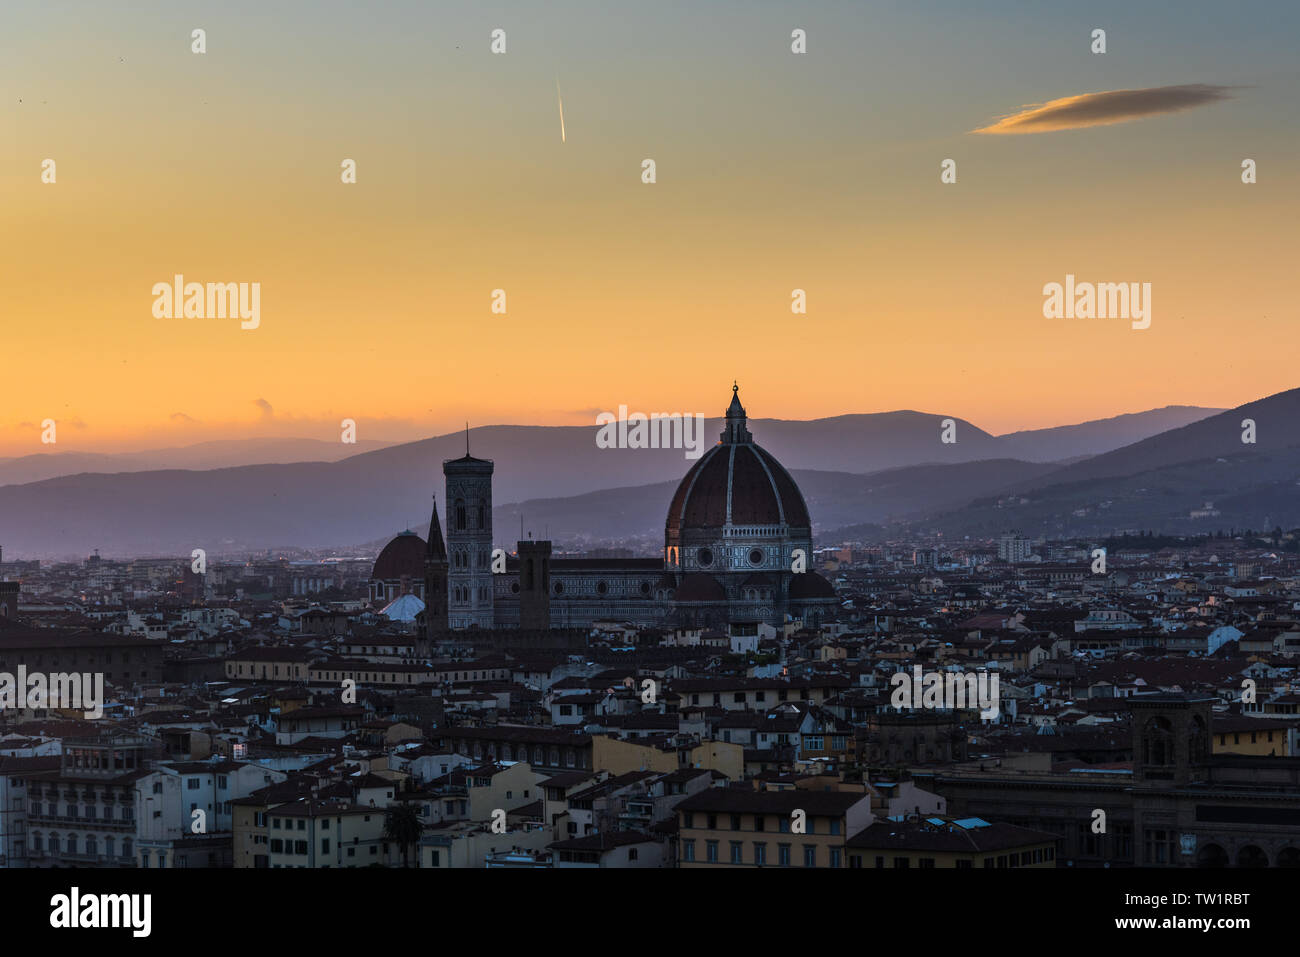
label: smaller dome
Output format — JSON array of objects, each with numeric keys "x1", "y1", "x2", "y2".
[
  {"x1": 790, "y1": 572, "x2": 836, "y2": 600},
  {"x1": 381, "y1": 593, "x2": 426, "y2": 622},
  {"x1": 675, "y1": 573, "x2": 727, "y2": 603},
  {"x1": 372, "y1": 530, "x2": 426, "y2": 581}
]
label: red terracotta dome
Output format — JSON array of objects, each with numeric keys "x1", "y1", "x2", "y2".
[
  {"x1": 665, "y1": 386, "x2": 810, "y2": 534},
  {"x1": 371, "y1": 530, "x2": 426, "y2": 580}
]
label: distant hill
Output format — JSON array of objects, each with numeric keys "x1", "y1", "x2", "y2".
[
  {"x1": 995, "y1": 406, "x2": 1222, "y2": 462},
  {"x1": 0, "y1": 404, "x2": 1220, "y2": 491},
  {"x1": 0, "y1": 400, "x2": 1249, "y2": 557},
  {"x1": 1006, "y1": 391, "x2": 1300, "y2": 487},
  {"x1": 0, "y1": 438, "x2": 392, "y2": 487},
  {"x1": 911, "y1": 389, "x2": 1300, "y2": 539}
]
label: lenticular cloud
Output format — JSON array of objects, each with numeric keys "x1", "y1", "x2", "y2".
[{"x1": 972, "y1": 83, "x2": 1234, "y2": 134}]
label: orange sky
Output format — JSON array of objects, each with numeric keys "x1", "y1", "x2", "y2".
[{"x1": 3, "y1": 0, "x2": 1296, "y2": 456}]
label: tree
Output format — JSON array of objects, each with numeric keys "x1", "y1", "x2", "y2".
[{"x1": 382, "y1": 801, "x2": 425, "y2": 868}]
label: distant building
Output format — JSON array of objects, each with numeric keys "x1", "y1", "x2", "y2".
[
  {"x1": 0, "y1": 582, "x2": 18, "y2": 620},
  {"x1": 367, "y1": 530, "x2": 427, "y2": 606},
  {"x1": 998, "y1": 534, "x2": 1032, "y2": 563}
]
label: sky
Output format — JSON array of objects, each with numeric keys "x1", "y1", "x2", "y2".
[{"x1": 2, "y1": 0, "x2": 1298, "y2": 455}]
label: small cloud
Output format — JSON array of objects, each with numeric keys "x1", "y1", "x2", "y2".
[
  {"x1": 253, "y1": 398, "x2": 274, "y2": 420},
  {"x1": 170, "y1": 412, "x2": 198, "y2": 423},
  {"x1": 67, "y1": 418, "x2": 87, "y2": 430},
  {"x1": 972, "y1": 83, "x2": 1234, "y2": 135}
]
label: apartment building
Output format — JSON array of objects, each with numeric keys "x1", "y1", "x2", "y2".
[
  {"x1": 19, "y1": 734, "x2": 158, "y2": 867},
  {"x1": 233, "y1": 797, "x2": 398, "y2": 868},
  {"x1": 675, "y1": 788, "x2": 873, "y2": 868}
]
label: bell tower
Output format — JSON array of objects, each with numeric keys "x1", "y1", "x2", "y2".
[{"x1": 444, "y1": 434, "x2": 495, "y2": 629}]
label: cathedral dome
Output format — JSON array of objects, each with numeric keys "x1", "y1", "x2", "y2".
[
  {"x1": 665, "y1": 385, "x2": 811, "y2": 536},
  {"x1": 372, "y1": 530, "x2": 426, "y2": 581}
]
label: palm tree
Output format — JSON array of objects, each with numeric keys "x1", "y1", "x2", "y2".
[{"x1": 382, "y1": 801, "x2": 425, "y2": 868}]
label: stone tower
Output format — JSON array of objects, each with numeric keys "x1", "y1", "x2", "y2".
[
  {"x1": 1130, "y1": 693, "x2": 1213, "y2": 786},
  {"x1": 444, "y1": 443, "x2": 495, "y2": 629},
  {"x1": 517, "y1": 539, "x2": 552, "y2": 630},
  {"x1": 0, "y1": 581, "x2": 18, "y2": 620},
  {"x1": 423, "y1": 495, "x2": 449, "y2": 634}
]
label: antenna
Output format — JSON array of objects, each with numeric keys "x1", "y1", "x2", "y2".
[{"x1": 465, "y1": 422, "x2": 470, "y2": 456}]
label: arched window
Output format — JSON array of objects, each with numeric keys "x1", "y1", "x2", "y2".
[
  {"x1": 455, "y1": 499, "x2": 466, "y2": 531},
  {"x1": 478, "y1": 505, "x2": 485, "y2": 529},
  {"x1": 1143, "y1": 717, "x2": 1174, "y2": 767},
  {"x1": 1237, "y1": 845, "x2": 1268, "y2": 868},
  {"x1": 1189, "y1": 715, "x2": 1209, "y2": 764}
]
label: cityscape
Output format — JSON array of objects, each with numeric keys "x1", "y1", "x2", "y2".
[
  {"x1": 5, "y1": 0, "x2": 1293, "y2": 938},
  {"x1": 3, "y1": 383, "x2": 1300, "y2": 878}
]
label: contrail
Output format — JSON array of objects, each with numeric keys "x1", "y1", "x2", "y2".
[{"x1": 556, "y1": 78, "x2": 565, "y2": 143}]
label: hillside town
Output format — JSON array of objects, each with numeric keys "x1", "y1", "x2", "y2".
[{"x1": 3, "y1": 526, "x2": 1300, "y2": 870}]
